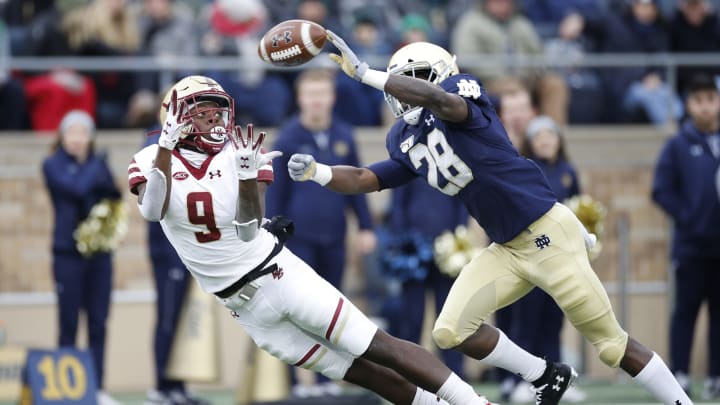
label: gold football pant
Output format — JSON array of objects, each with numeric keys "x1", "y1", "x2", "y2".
[{"x1": 433, "y1": 203, "x2": 628, "y2": 367}]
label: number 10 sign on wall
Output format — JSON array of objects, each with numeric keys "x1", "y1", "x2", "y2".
[{"x1": 20, "y1": 348, "x2": 97, "y2": 405}]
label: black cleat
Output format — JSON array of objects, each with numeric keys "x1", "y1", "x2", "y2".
[{"x1": 532, "y1": 359, "x2": 578, "y2": 405}]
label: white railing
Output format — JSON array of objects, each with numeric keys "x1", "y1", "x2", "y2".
[{"x1": 9, "y1": 52, "x2": 720, "y2": 95}]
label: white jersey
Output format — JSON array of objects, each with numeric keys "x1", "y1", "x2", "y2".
[{"x1": 128, "y1": 143, "x2": 276, "y2": 293}]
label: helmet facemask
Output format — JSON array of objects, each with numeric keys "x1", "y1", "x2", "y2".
[
  {"x1": 177, "y1": 91, "x2": 234, "y2": 155},
  {"x1": 384, "y1": 52, "x2": 457, "y2": 125}
]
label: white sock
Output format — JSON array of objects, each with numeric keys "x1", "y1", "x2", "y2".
[
  {"x1": 481, "y1": 329, "x2": 546, "y2": 382},
  {"x1": 412, "y1": 387, "x2": 449, "y2": 405},
  {"x1": 633, "y1": 352, "x2": 693, "y2": 405},
  {"x1": 436, "y1": 373, "x2": 486, "y2": 405}
]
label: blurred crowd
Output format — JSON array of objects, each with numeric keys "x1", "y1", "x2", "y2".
[{"x1": 2, "y1": 0, "x2": 720, "y2": 131}]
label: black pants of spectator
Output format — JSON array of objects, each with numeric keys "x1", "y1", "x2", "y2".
[
  {"x1": 393, "y1": 267, "x2": 465, "y2": 379},
  {"x1": 150, "y1": 253, "x2": 191, "y2": 393},
  {"x1": 671, "y1": 258, "x2": 720, "y2": 377},
  {"x1": 0, "y1": 78, "x2": 27, "y2": 129},
  {"x1": 285, "y1": 237, "x2": 346, "y2": 387},
  {"x1": 53, "y1": 252, "x2": 112, "y2": 389},
  {"x1": 510, "y1": 288, "x2": 564, "y2": 383}
]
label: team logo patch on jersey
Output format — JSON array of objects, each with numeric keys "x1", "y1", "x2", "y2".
[
  {"x1": 208, "y1": 169, "x2": 222, "y2": 179},
  {"x1": 534, "y1": 234, "x2": 551, "y2": 250},
  {"x1": 400, "y1": 135, "x2": 415, "y2": 153},
  {"x1": 173, "y1": 172, "x2": 189, "y2": 180},
  {"x1": 457, "y1": 79, "x2": 481, "y2": 99}
]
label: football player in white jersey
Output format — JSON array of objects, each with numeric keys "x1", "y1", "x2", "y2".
[{"x1": 128, "y1": 75, "x2": 495, "y2": 405}]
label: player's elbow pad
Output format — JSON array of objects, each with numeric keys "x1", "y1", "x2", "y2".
[{"x1": 138, "y1": 168, "x2": 167, "y2": 222}]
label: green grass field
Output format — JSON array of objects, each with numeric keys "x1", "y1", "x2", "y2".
[{"x1": 5, "y1": 379, "x2": 715, "y2": 405}]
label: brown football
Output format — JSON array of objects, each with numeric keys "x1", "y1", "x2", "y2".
[{"x1": 257, "y1": 19, "x2": 327, "y2": 67}]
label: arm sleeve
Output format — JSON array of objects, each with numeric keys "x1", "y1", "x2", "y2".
[
  {"x1": 652, "y1": 140, "x2": 685, "y2": 223},
  {"x1": 128, "y1": 146, "x2": 166, "y2": 221},
  {"x1": 137, "y1": 167, "x2": 167, "y2": 222},
  {"x1": 128, "y1": 157, "x2": 147, "y2": 195},
  {"x1": 367, "y1": 158, "x2": 417, "y2": 190},
  {"x1": 42, "y1": 157, "x2": 107, "y2": 199}
]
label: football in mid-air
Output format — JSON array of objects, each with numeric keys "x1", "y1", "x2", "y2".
[{"x1": 257, "y1": 19, "x2": 327, "y2": 67}]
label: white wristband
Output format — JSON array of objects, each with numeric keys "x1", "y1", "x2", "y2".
[
  {"x1": 361, "y1": 69, "x2": 389, "y2": 91},
  {"x1": 312, "y1": 163, "x2": 332, "y2": 186},
  {"x1": 157, "y1": 137, "x2": 176, "y2": 151}
]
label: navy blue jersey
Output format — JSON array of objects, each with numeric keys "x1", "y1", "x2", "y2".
[{"x1": 369, "y1": 74, "x2": 556, "y2": 243}]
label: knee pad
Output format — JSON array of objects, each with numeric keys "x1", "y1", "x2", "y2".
[
  {"x1": 595, "y1": 331, "x2": 629, "y2": 368},
  {"x1": 432, "y1": 327, "x2": 460, "y2": 350}
]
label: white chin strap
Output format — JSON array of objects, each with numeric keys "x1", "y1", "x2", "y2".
[{"x1": 403, "y1": 108, "x2": 423, "y2": 125}]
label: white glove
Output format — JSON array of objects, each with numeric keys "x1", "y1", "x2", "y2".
[
  {"x1": 288, "y1": 153, "x2": 317, "y2": 181},
  {"x1": 234, "y1": 124, "x2": 282, "y2": 180},
  {"x1": 584, "y1": 232, "x2": 597, "y2": 251},
  {"x1": 576, "y1": 220, "x2": 598, "y2": 252},
  {"x1": 288, "y1": 153, "x2": 332, "y2": 185},
  {"x1": 326, "y1": 30, "x2": 368, "y2": 81},
  {"x1": 158, "y1": 89, "x2": 189, "y2": 150}
]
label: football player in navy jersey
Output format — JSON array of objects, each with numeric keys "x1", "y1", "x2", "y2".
[{"x1": 287, "y1": 33, "x2": 693, "y2": 405}]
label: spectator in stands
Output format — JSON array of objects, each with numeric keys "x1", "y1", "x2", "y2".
[
  {"x1": 347, "y1": 11, "x2": 393, "y2": 56},
  {"x1": 504, "y1": 116, "x2": 586, "y2": 403},
  {"x1": 0, "y1": 0, "x2": 55, "y2": 54},
  {"x1": 0, "y1": 18, "x2": 26, "y2": 129},
  {"x1": 670, "y1": 0, "x2": 720, "y2": 94},
  {"x1": 199, "y1": 0, "x2": 292, "y2": 127},
  {"x1": 140, "y1": 127, "x2": 211, "y2": 405},
  {"x1": 265, "y1": 68, "x2": 376, "y2": 398},
  {"x1": 129, "y1": 0, "x2": 202, "y2": 128},
  {"x1": 332, "y1": 12, "x2": 392, "y2": 126},
  {"x1": 559, "y1": 0, "x2": 682, "y2": 126},
  {"x1": 451, "y1": 0, "x2": 569, "y2": 125},
  {"x1": 262, "y1": 0, "x2": 297, "y2": 26},
  {"x1": 652, "y1": 73, "x2": 720, "y2": 400},
  {"x1": 294, "y1": 0, "x2": 343, "y2": 35},
  {"x1": 138, "y1": 0, "x2": 197, "y2": 62},
  {"x1": 541, "y1": 2, "x2": 606, "y2": 124},
  {"x1": 379, "y1": 0, "x2": 467, "y2": 48},
  {"x1": 42, "y1": 110, "x2": 122, "y2": 405},
  {"x1": 395, "y1": 13, "x2": 437, "y2": 49},
  {"x1": 383, "y1": 177, "x2": 469, "y2": 382},
  {"x1": 19, "y1": 2, "x2": 98, "y2": 131},
  {"x1": 521, "y1": 0, "x2": 604, "y2": 39},
  {"x1": 24, "y1": 69, "x2": 96, "y2": 132},
  {"x1": 61, "y1": 0, "x2": 143, "y2": 128},
  {"x1": 498, "y1": 83, "x2": 537, "y2": 151},
  {"x1": 336, "y1": 2, "x2": 402, "y2": 43}
]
